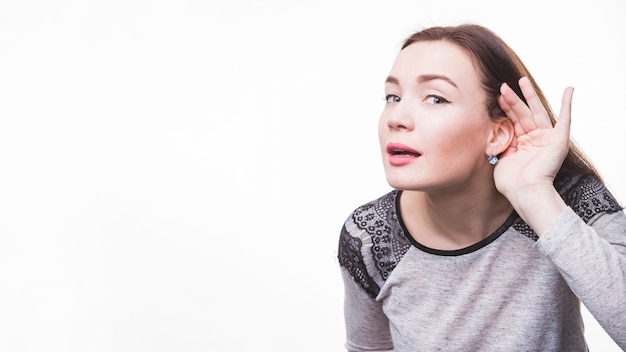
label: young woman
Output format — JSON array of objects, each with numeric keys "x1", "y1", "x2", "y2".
[{"x1": 337, "y1": 24, "x2": 626, "y2": 351}]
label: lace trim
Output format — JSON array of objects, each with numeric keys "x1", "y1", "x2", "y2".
[
  {"x1": 564, "y1": 174, "x2": 622, "y2": 220},
  {"x1": 338, "y1": 191, "x2": 410, "y2": 298},
  {"x1": 338, "y1": 226, "x2": 380, "y2": 298},
  {"x1": 354, "y1": 192, "x2": 411, "y2": 281}
]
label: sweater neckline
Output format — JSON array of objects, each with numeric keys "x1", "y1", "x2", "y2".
[{"x1": 394, "y1": 190, "x2": 517, "y2": 256}]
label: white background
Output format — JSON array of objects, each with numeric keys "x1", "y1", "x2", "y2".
[{"x1": 0, "y1": 0, "x2": 625, "y2": 351}]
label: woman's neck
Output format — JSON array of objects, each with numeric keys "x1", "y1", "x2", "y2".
[{"x1": 400, "y1": 185, "x2": 513, "y2": 250}]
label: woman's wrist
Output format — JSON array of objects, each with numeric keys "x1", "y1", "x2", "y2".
[{"x1": 505, "y1": 185, "x2": 567, "y2": 237}]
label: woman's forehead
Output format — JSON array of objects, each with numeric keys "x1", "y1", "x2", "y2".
[{"x1": 389, "y1": 41, "x2": 480, "y2": 88}]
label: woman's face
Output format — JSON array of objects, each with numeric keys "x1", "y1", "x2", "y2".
[{"x1": 379, "y1": 40, "x2": 498, "y2": 193}]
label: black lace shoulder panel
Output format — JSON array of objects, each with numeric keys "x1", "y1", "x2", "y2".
[
  {"x1": 338, "y1": 226, "x2": 380, "y2": 298},
  {"x1": 338, "y1": 191, "x2": 411, "y2": 299}
]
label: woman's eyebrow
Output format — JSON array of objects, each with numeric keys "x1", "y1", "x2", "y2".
[
  {"x1": 417, "y1": 74, "x2": 458, "y2": 88},
  {"x1": 385, "y1": 74, "x2": 458, "y2": 88},
  {"x1": 385, "y1": 76, "x2": 400, "y2": 85}
]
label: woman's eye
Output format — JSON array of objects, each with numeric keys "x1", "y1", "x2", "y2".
[
  {"x1": 425, "y1": 95, "x2": 449, "y2": 105},
  {"x1": 385, "y1": 94, "x2": 401, "y2": 103}
]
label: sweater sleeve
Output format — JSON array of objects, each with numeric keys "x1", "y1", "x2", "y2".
[
  {"x1": 338, "y1": 192, "x2": 407, "y2": 351},
  {"x1": 535, "y1": 207, "x2": 626, "y2": 348},
  {"x1": 341, "y1": 268, "x2": 394, "y2": 352}
]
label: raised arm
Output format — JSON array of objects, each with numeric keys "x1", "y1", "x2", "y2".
[{"x1": 495, "y1": 77, "x2": 626, "y2": 348}]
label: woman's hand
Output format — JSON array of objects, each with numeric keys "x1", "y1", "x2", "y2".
[{"x1": 494, "y1": 76, "x2": 573, "y2": 235}]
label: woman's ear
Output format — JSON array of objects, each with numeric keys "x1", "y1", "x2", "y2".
[{"x1": 486, "y1": 118, "x2": 514, "y2": 157}]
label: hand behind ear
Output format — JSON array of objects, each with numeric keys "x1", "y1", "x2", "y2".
[{"x1": 492, "y1": 77, "x2": 573, "y2": 201}]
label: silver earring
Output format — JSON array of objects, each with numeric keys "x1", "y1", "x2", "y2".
[{"x1": 488, "y1": 155, "x2": 499, "y2": 165}]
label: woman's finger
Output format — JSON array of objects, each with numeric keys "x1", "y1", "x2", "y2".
[
  {"x1": 518, "y1": 77, "x2": 552, "y2": 129},
  {"x1": 498, "y1": 93, "x2": 525, "y2": 137},
  {"x1": 499, "y1": 82, "x2": 532, "y2": 135},
  {"x1": 556, "y1": 86, "x2": 574, "y2": 139}
]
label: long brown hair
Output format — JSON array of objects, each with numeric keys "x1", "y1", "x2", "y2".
[{"x1": 401, "y1": 24, "x2": 601, "y2": 182}]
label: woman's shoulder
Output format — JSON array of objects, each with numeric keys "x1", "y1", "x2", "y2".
[
  {"x1": 338, "y1": 189, "x2": 411, "y2": 298},
  {"x1": 344, "y1": 190, "x2": 401, "y2": 231},
  {"x1": 556, "y1": 173, "x2": 623, "y2": 223}
]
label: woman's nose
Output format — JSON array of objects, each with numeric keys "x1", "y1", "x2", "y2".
[{"x1": 385, "y1": 104, "x2": 414, "y2": 131}]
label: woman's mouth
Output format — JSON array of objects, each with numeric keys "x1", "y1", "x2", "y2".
[{"x1": 387, "y1": 143, "x2": 421, "y2": 166}]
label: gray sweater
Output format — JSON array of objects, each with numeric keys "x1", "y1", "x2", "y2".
[{"x1": 338, "y1": 174, "x2": 626, "y2": 351}]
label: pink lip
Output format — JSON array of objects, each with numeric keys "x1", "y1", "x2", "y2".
[{"x1": 386, "y1": 143, "x2": 421, "y2": 166}]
